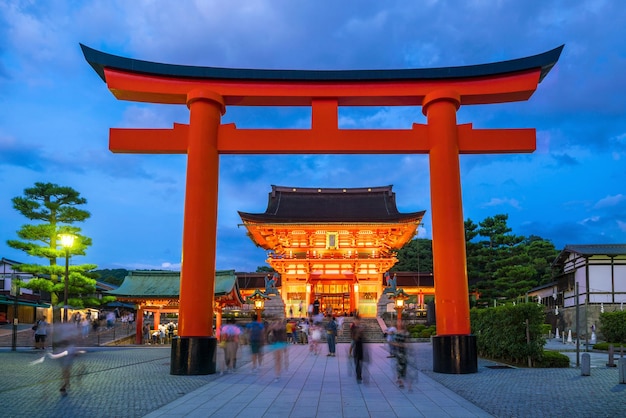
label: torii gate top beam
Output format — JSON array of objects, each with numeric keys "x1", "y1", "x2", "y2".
[{"x1": 81, "y1": 44, "x2": 562, "y2": 107}]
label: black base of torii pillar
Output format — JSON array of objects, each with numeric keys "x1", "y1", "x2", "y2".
[
  {"x1": 432, "y1": 335, "x2": 477, "y2": 374},
  {"x1": 170, "y1": 337, "x2": 217, "y2": 375}
]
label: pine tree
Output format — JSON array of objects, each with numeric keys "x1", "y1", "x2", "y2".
[
  {"x1": 7, "y1": 182, "x2": 99, "y2": 321},
  {"x1": 394, "y1": 214, "x2": 559, "y2": 305}
]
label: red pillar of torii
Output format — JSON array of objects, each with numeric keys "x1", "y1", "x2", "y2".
[{"x1": 82, "y1": 44, "x2": 562, "y2": 375}]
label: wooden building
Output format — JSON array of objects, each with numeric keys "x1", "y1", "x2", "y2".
[
  {"x1": 528, "y1": 244, "x2": 626, "y2": 339},
  {"x1": 108, "y1": 270, "x2": 244, "y2": 343},
  {"x1": 239, "y1": 185, "x2": 425, "y2": 317}
]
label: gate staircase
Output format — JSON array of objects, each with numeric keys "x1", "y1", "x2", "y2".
[{"x1": 335, "y1": 317, "x2": 386, "y2": 343}]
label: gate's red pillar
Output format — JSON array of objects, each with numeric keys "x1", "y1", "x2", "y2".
[
  {"x1": 423, "y1": 90, "x2": 477, "y2": 374},
  {"x1": 171, "y1": 89, "x2": 224, "y2": 375}
]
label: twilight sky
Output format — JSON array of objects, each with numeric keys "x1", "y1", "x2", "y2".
[{"x1": 1, "y1": 1, "x2": 625, "y2": 272}]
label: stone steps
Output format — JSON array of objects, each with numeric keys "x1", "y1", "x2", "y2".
[{"x1": 336, "y1": 317, "x2": 386, "y2": 343}]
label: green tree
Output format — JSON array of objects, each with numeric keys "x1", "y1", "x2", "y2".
[
  {"x1": 392, "y1": 238, "x2": 433, "y2": 272},
  {"x1": 524, "y1": 235, "x2": 559, "y2": 285},
  {"x1": 7, "y1": 183, "x2": 99, "y2": 318},
  {"x1": 391, "y1": 214, "x2": 560, "y2": 304},
  {"x1": 467, "y1": 215, "x2": 558, "y2": 302},
  {"x1": 465, "y1": 218, "x2": 487, "y2": 294},
  {"x1": 477, "y1": 214, "x2": 519, "y2": 249}
]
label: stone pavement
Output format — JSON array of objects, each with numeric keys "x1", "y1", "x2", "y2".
[
  {"x1": 0, "y1": 340, "x2": 625, "y2": 417},
  {"x1": 146, "y1": 343, "x2": 488, "y2": 418},
  {"x1": 421, "y1": 340, "x2": 626, "y2": 418}
]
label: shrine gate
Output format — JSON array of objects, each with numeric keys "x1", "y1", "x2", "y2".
[{"x1": 82, "y1": 44, "x2": 562, "y2": 374}]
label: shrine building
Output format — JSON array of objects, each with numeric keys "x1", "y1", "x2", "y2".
[{"x1": 238, "y1": 185, "x2": 425, "y2": 317}]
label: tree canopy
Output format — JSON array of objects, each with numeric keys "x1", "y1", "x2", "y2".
[
  {"x1": 394, "y1": 214, "x2": 559, "y2": 303},
  {"x1": 7, "y1": 182, "x2": 104, "y2": 316}
]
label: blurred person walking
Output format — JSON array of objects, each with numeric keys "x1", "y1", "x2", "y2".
[
  {"x1": 81, "y1": 317, "x2": 90, "y2": 339},
  {"x1": 52, "y1": 322, "x2": 82, "y2": 395},
  {"x1": 309, "y1": 321, "x2": 322, "y2": 355},
  {"x1": 246, "y1": 314, "x2": 265, "y2": 372},
  {"x1": 269, "y1": 320, "x2": 288, "y2": 381},
  {"x1": 351, "y1": 317, "x2": 367, "y2": 383},
  {"x1": 33, "y1": 316, "x2": 48, "y2": 350},
  {"x1": 392, "y1": 328, "x2": 409, "y2": 389},
  {"x1": 221, "y1": 319, "x2": 241, "y2": 373},
  {"x1": 298, "y1": 319, "x2": 309, "y2": 344},
  {"x1": 325, "y1": 316, "x2": 338, "y2": 357}
]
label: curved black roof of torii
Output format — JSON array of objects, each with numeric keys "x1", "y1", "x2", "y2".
[
  {"x1": 81, "y1": 43, "x2": 563, "y2": 84},
  {"x1": 238, "y1": 185, "x2": 425, "y2": 224}
]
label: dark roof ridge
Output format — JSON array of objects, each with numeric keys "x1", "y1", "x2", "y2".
[
  {"x1": 271, "y1": 185, "x2": 393, "y2": 194},
  {"x1": 564, "y1": 243, "x2": 626, "y2": 253},
  {"x1": 240, "y1": 184, "x2": 424, "y2": 223},
  {"x1": 552, "y1": 243, "x2": 626, "y2": 267}
]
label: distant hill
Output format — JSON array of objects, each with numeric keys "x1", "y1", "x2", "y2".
[{"x1": 94, "y1": 269, "x2": 129, "y2": 287}]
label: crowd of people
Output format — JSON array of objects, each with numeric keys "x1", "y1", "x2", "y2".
[
  {"x1": 142, "y1": 321, "x2": 177, "y2": 345},
  {"x1": 31, "y1": 308, "x2": 136, "y2": 350},
  {"x1": 30, "y1": 309, "x2": 415, "y2": 395},
  {"x1": 217, "y1": 312, "x2": 416, "y2": 389}
]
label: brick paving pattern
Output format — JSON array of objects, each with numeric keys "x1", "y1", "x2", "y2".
[{"x1": 1, "y1": 326, "x2": 625, "y2": 417}]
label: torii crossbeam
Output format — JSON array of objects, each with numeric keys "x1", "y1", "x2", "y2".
[{"x1": 82, "y1": 44, "x2": 562, "y2": 375}]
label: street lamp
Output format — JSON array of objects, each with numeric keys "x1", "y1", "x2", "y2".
[
  {"x1": 10, "y1": 274, "x2": 20, "y2": 351},
  {"x1": 390, "y1": 288, "x2": 409, "y2": 330},
  {"x1": 247, "y1": 289, "x2": 270, "y2": 322},
  {"x1": 59, "y1": 233, "x2": 75, "y2": 323}
]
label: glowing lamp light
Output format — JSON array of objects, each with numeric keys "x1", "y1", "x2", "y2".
[
  {"x1": 389, "y1": 288, "x2": 409, "y2": 330},
  {"x1": 59, "y1": 234, "x2": 75, "y2": 248},
  {"x1": 247, "y1": 289, "x2": 270, "y2": 322}
]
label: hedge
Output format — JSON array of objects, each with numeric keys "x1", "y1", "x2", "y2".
[
  {"x1": 471, "y1": 303, "x2": 546, "y2": 366},
  {"x1": 535, "y1": 350, "x2": 570, "y2": 368}
]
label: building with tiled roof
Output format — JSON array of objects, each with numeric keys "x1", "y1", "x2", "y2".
[
  {"x1": 107, "y1": 270, "x2": 244, "y2": 343},
  {"x1": 239, "y1": 185, "x2": 425, "y2": 317},
  {"x1": 527, "y1": 244, "x2": 626, "y2": 341}
]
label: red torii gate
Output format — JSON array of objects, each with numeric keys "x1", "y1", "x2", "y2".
[{"x1": 82, "y1": 44, "x2": 562, "y2": 375}]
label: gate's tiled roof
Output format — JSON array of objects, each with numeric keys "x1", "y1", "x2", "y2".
[
  {"x1": 239, "y1": 185, "x2": 424, "y2": 224},
  {"x1": 107, "y1": 269, "x2": 240, "y2": 299}
]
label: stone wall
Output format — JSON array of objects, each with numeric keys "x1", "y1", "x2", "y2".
[{"x1": 553, "y1": 303, "x2": 622, "y2": 341}]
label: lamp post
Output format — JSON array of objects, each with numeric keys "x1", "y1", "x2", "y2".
[
  {"x1": 247, "y1": 289, "x2": 269, "y2": 322},
  {"x1": 10, "y1": 274, "x2": 20, "y2": 351},
  {"x1": 59, "y1": 234, "x2": 75, "y2": 323},
  {"x1": 390, "y1": 289, "x2": 409, "y2": 330}
]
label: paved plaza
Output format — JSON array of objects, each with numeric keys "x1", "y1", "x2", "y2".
[{"x1": 1, "y1": 337, "x2": 625, "y2": 417}]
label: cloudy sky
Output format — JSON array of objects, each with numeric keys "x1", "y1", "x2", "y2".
[{"x1": 1, "y1": 1, "x2": 625, "y2": 273}]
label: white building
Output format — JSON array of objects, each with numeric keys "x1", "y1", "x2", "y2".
[
  {"x1": 528, "y1": 244, "x2": 626, "y2": 341},
  {"x1": 0, "y1": 257, "x2": 49, "y2": 324}
]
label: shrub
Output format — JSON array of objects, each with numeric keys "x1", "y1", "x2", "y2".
[
  {"x1": 408, "y1": 324, "x2": 426, "y2": 333},
  {"x1": 408, "y1": 324, "x2": 435, "y2": 338},
  {"x1": 593, "y1": 342, "x2": 626, "y2": 351},
  {"x1": 599, "y1": 311, "x2": 626, "y2": 343},
  {"x1": 535, "y1": 351, "x2": 570, "y2": 368}
]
